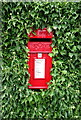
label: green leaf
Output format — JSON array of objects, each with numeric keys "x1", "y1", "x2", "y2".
[
  {"x1": 20, "y1": 112, "x2": 24, "y2": 117},
  {"x1": 49, "y1": 53, "x2": 53, "y2": 57},
  {"x1": 62, "y1": 70, "x2": 67, "y2": 74},
  {"x1": 72, "y1": 46, "x2": 77, "y2": 52},
  {"x1": 47, "y1": 27, "x2": 52, "y2": 32},
  {"x1": 69, "y1": 53, "x2": 73, "y2": 58},
  {"x1": 61, "y1": 77, "x2": 65, "y2": 81}
]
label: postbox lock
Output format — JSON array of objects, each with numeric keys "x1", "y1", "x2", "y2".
[{"x1": 38, "y1": 53, "x2": 42, "y2": 58}]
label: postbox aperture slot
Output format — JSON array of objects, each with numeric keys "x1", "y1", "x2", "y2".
[{"x1": 29, "y1": 38, "x2": 51, "y2": 42}]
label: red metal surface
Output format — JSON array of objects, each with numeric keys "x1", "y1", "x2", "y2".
[
  {"x1": 27, "y1": 28, "x2": 53, "y2": 89},
  {"x1": 28, "y1": 28, "x2": 53, "y2": 38}
]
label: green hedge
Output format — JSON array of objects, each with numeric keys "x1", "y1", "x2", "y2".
[{"x1": 2, "y1": 2, "x2": 81, "y2": 119}]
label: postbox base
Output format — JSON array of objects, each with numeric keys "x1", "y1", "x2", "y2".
[{"x1": 28, "y1": 86, "x2": 48, "y2": 89}]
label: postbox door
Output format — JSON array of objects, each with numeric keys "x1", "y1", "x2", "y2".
[{"x1": 28, "y1": 53, "x2": 52, "y2": 89}]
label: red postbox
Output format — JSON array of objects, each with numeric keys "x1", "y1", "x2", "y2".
[{"x1": 27, "y1": 28, "x2": 53, "y2": 89}]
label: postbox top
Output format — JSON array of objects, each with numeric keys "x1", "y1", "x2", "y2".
[{"x1": 28, "y1": 28, "x2": 53, "y2": 38}]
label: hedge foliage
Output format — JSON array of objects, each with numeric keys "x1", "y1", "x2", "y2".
[{"x1": 2, "y1": 2, "x2": 81, "y2": 119}]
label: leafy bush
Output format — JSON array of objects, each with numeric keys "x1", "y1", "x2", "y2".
[{"x1": 2, "y1": 2, "x2": 81, "y2": 119}]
